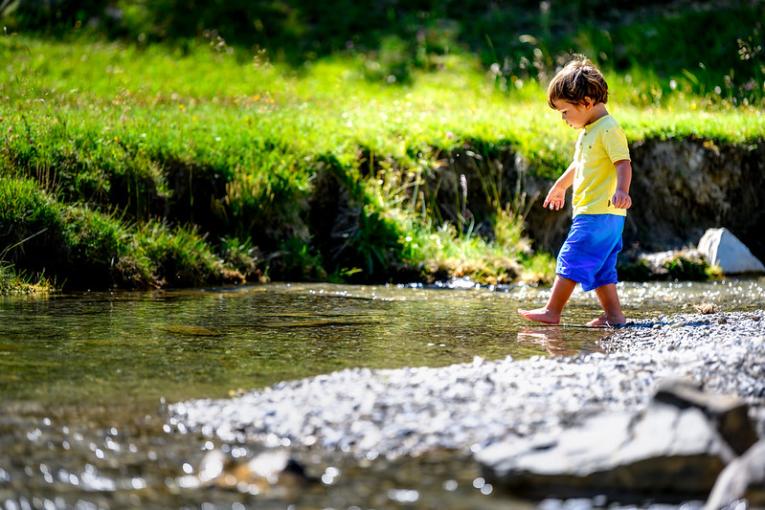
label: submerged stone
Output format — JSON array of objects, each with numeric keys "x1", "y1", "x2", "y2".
[{"x1": 158, "y1": 325, "x2": 223, "y2": 336}]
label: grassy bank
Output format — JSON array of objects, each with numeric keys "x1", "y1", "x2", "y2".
[{"x1": 1, "y1": 34, "x2": 764, "y2": 291}]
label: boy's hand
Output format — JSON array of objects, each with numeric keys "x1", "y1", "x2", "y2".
[
  {"x1": 611, "y1": 190, "x2": 632, "y2": 209},
  {"x1": 543, "y1": 185, "x2": 566, "y2": 211}
]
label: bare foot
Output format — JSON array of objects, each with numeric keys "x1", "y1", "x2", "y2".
[
  {"x1": 587, "y1": 313, "x2": 626, "y2": 328},
  {"x1": 518, "y1": 307, "x2": 561, "y2": 325},
  {"x1": 586, "y1": 313, "x2": 608, "y2": 327}
]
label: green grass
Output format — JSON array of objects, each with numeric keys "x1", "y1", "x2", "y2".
[
  {"x1": 0, "y1": 176, "x2": 240, "y2": 290},
  {"x1": 1, "y1": 34, "x2": 763, "y2": 291}
]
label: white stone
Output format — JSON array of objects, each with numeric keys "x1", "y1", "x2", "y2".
[{"x1": 697, "y1": 228, "x2": 765, "y2": 274}]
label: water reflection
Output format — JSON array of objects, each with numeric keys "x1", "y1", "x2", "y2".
[{"x1": 517, "y1": 326, "x2": 607, "y2": 357}]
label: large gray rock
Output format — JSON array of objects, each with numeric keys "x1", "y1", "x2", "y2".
[
  {"x1": 653, "y1": 379, "x2": 759, "y2": 456},
  {"x1": 705, "y1": 440, "x2": 765, "y2": 509},
  {"x1": 698, "y1": 228, "x2": 765, "y2": 275},
  {"x1": 477, "y1": 402, "x2": 736, "y2": 499}
]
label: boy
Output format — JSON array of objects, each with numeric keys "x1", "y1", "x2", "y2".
[{"x1": 519, "y1": 56, "x2": 632, "y2": 328}]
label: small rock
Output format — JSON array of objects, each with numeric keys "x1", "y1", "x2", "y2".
[
  {"x1": 198, "y1": 449, "x2": 226, "y2": 484},
  {"x1": 185, "y1": 449, "x2": 308, "y2": 496},
  {"x1": 694, "y1": 303, "x2": 720, "y2": 315}
]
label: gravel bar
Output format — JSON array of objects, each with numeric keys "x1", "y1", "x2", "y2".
[{"x1": 170, "y1": 311, "x2": 765, "y2": 459}]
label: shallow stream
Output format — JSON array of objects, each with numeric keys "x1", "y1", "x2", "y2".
[{"x1": 2, "y1": 279, "x2": 764, "y2": 509}]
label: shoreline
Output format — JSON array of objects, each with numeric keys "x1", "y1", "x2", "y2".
[{"x1": 171, "y1": 310, "x2": 765, "y2": 459}]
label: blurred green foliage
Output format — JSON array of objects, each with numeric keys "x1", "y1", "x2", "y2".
[{"x1": 3, "y1": 0, "x2": 764, "y2": 103}]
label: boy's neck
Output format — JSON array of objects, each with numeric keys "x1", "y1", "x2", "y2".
[{"x1": 585, "y1": 104, "x2": 609, "y2": 127}]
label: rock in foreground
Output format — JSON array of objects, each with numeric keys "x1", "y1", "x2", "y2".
[
  {"x1": 705, "y1": 440, "x2": 765, "y2": 509},
  {"x1": 477, "y1": 380, "x2": 759, "y2": 499}
]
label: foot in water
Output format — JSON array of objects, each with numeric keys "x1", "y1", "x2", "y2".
[
  {"x1": 586, "y1": 313, "x2": 627, "y2": 328},
  {"x1": 518, "y1": 307, "x2": 561, "y2": 325}
]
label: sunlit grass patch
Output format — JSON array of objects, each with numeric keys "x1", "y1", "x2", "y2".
[
  {"x1": 136, "y1": 221, "x2": 239, "y2": 287},
  {"x1": 400, "y1": 206, "x2": 534, "y2": 286}
]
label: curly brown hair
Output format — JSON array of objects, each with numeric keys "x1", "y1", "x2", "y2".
[{"x1": 547, "y1": 56, "x2": 608, "y2": 109}]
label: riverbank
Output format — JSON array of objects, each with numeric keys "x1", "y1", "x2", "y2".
[
  {"x1": 171, "y1": 310, "x2": 765, "y2": 501},
  {"x1": 2, "y1": 36, "x2": 764, "y2": 291}
]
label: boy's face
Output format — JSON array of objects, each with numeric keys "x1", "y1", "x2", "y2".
[{"x1": 552, "y1": 98, "x2": 593, "y2": 129}]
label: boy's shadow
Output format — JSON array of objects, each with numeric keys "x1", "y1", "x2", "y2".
[{"x1": 516, "y1": 326, "x2": 607, "y2": 356}]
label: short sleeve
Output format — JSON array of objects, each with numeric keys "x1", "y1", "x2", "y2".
[{"x1": 601, "y1": 126, "x2": 630, "y2": 162}]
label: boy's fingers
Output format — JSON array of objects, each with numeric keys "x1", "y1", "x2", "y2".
[
  {"x1": 612, "y1": 195, "x2": 631, "y2": 209},
  {"x1": 543, "y1": 195, "x2": 565, "y2": 210}
]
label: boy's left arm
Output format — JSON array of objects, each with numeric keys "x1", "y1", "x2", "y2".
[{"x1": 612, "y1": 160, "x2": 632, "y2": 209}]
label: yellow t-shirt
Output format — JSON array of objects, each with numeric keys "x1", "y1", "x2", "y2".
[{"x1": 572, "y1": 114, "x2": 630, "y2": 217}]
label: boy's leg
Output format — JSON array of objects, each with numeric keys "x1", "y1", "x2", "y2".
[
  {"x1": 518, "y1": 275, "x2": 577, "y2": 324},
  {"x1": 586, "y1": 216, "x2": 626, "y2": 327},
  {"x1": 587, "y1": 283, "x2": 626, "y2": 327}
]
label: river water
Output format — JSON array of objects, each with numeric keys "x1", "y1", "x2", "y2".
[{"x1": 1, "y1": 280, "x2": 764, "y2": 509}]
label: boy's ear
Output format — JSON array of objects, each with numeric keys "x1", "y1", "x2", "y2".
[{"x1": 582, "y1": 97, "x2": 594, "y2": 109}]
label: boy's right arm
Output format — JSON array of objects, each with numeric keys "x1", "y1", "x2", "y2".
[{"x1": 543, "y1": 162, "x2": 576, "y2": 210}]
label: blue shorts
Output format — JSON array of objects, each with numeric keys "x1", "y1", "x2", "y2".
[{"x1": 556, "y1": 214, "x2": 625, "y2": 292}]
